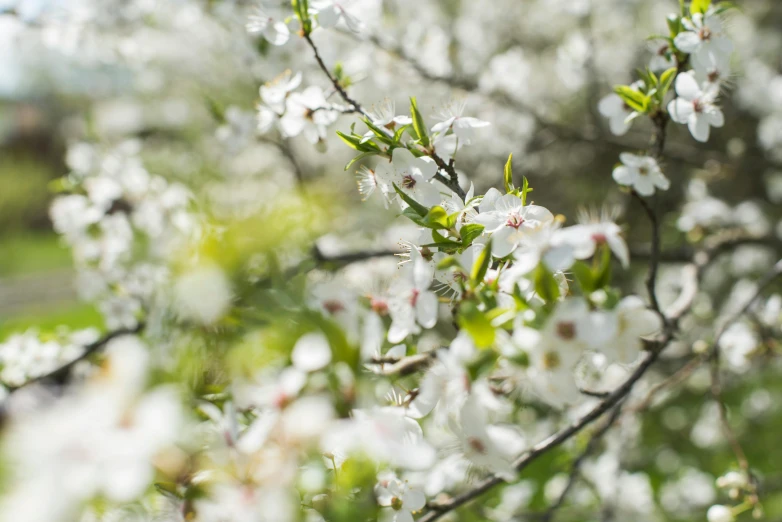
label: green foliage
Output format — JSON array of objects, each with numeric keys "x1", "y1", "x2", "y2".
[
  {"x1": 614, "y1": 84, "x2": 651, "y2": 114},
  {"x1": 459, "y1": 223, "x2": 485, "y2": 247},
  {"x1": 533, "y1": 264, "x2": 560, "y2": 303},
  {"x1": 504, "y1": 153, "x2": 514, "y2": 193},
  {"x1": 409, "y1": 97, "x2": 430, "y2": 148},
  {"x1": 458, "y1": 301, "x2": 495, "y2": 348},
  {"x1": 690, "y1": 0, "x2": 712, "y2": 15},
  {"x1": 292, "y1": 0, "x2": 312, "y2": 34}
]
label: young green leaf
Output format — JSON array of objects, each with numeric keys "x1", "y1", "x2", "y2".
[
  {"x1": 362, "y1": 118, "x2": 394, "y2": 146},
  {"x1": 570, "y1": 261, "x2": 596, "y2": 293},
  {"x1": 460, "y1": 223, "x2": 485, "y2": 247},
  {"x1": 690, "y1": 0, "x2": 712, "y2": 15},
  {"x1": 423, "y1": 205, "x2": 450, "y2": 230},
  {"x1": 520, "y1": 176, "x2": 533, "y2": 206},
  {"x1": 471, "y1": 240, "x2": 492, "y2": 285},
  {"x1": 614, "y1": 85, "x2": 650, "y2": 114},
  {"x1": 658, "y1": 67, "x2": 678, "y2": 101},
  {"x1": 458, "y1": 301, "x2": 496, "y2": 349},
  {"x1": 534, "y1": 264, "x2": 560, "y2": 303},
  {"x1": 504, "y1": 153, "x2": 514, "y2": 193},
  {"x1": 344, "y1": 151, "x2": 378, "y2": 171},
  {"x1": 409, "y1": 97, "x2": 430, "y2": 148}
]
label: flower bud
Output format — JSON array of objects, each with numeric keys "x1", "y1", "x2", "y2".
[{"x1": 707, "y1": 505, "x2": 735, "y2": 522}]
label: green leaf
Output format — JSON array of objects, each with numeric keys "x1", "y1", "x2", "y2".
[
  {"x1": 409, "y1": 97, "x2": 430, "y2": 148},
  {"x1": 393, "y1": 124, "x2": 411, "y2": 144},
  {"x1": 436, "y1": 255, "x2": 459, "y2": 270},
  {"x1": 460, "y1": 224, "x2": 485, "y2": 247},
  {"x1": 402, "y1": 207, "x2": 428, "y2": 228},
  {"x1": 613, "y1": 85, "x2": 650, "y2": 114},
  {"x1": 344, "y1": 151, "x2": 377, "y2": 171},
  {"x1": 667, "y1": 14, "x2": 683, "y2": 37},
  {"x1": 423, "y1": 205, "x2": 450, "y2": 230},
  {"x1": 520, "y1": 176, "x2": 533, "y2": 206},
  {"x1": 471, "y1": 240, "x2": 492, "y2": 285},
  {"x1": 690, "y1": 0, "x2": 712, "y2": 15},
  {"x1": 504, "y1": 153, "x2": 514, "y2": 193},
  {"x1": 658, "y1": 67, "x2": 678, "y2": 101},
  {"x1": 292, "y1": 0, "x2": 312, "y2": 34},
  {"x1": 534, "y1": 264, "x2": 560, "y2": 303},
  {"x1": 593, "y1": 245, "x2": 613, "y2": 289},
  {"x1": 336, "y1": 131, "x2": 380, "y2": 153},
  {"x1": 458, "y1": 301, "x2": 496, "y2": 349},
  {"x1": 362, "y1": 118, "x2": 394, "y2": 145},
  {"x1": 571, "y1": 261, "x2": 596, "y2": 293}
]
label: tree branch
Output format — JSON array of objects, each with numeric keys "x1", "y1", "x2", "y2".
[{"x1": 6, "y1": 324, "x2": 145, "y2": 393}]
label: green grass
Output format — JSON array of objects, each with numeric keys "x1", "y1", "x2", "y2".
[
  {"x1": 0, "y1": 231, "x2": 72, "y2": 277},
  {"x1": 0, "y1": 302, "x2": 104, "y2": 340}
]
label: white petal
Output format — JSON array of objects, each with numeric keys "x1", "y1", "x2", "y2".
[
  {"x1": 404, "y1": 489, "x2": 427, "y2": 511},
  {"x1": 292, "y1": 332, "x2": 332, "y2": 372},
  {"x1": 416, "y1": 291, "x2": 439, "y2": 328},
  {"x1": 394, "y1": 511, "x2": 414, "y2": 522},
  {"x1": 688, "y1": 115, "x2": 711, "y2": 142},
  {"x1": 633, "y1": 176, "x2": 656, "y2": 197},
  {"x1": 479, "y1": 187, "x2": 502, "y2": 213},
  {"x1": 316, "y1": 5, "x2": 340, "y2": 27},
  {"x1": 619, "y1": 152, "x2": 641, "y2": 167},
  {"x1": 392, "y1": 147, "x2": 416, "y2": 170},
  {"x1": 705, "y1": 108, "x2": 724, "y2": 128},
  {"x1": 543, "y1": 245, "x2": 575, "y2": 272},
  {"x1": 612, "y1": 165, "x2": 636, "y2": 185},
  {"x1": 490, "y1": 227, "x2": 517, "y2": 258},
  {"x1": 675, "y1": 72, "x2": 702, "y2": 100},
  {"x1": 264, "y1": 22, "x2": 290, "y2": 46},
  {"x1": 668, "y1": 98, "x2": 694, "y2": 124},
  {"x1": 413, "y1": 156, "x2": 438, "y2": 181},
  {"x1": 673, "y1": 31, "x2": 701, "y2": 54}
]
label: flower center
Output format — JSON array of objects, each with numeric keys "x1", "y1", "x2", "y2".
[
  {"x1": 542, "y1": 351, "x2": 562, "y2": 370},
  {"x1": 692, "y1": 98, "x2": 705, "y2": 113},
  {"x1": 639, "y1": 166, "x2": 649, "y2": 176},
  {"x1": 506, "y1": 212, "x2": 525, "y2": 229},
  {"x1": 592, "y1": 232, "x2": 607, "y2": 244},
  {"x1": 467, "y1": 437, "x2": 487, "y2": 454},
  {"x1": 657, "y1": 44, "x2": 669, "y2": 56},
  {"x1": 322, "y1": 299, "x2": 345, "y2": 315},
  {"x1": 304, "y1": 108, "x2": 315, "y2": 121},
  {"x1": 370, "y1": 297, "x2": 389, "y2": 315},
  {"x1": 556, "y1": 321, "x2": 576, "y2": 340},
  {"x1": 708, "y1": 70, "x2": 720, "y2": 83},
  {"x1": 402, "y1": 175, "x2": 417, "y2": 189},
  {"x1": 699, "y1": 27, "x2": 712, "y2": 41},
  {"x1": 390, "y1": 497, "x2": 404, "y2": 511}
]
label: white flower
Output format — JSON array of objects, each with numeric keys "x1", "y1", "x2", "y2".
[
  {"x1": 509, "y1": 224, "x2": 575, "y2": 276},
  {"x1": 279, "y1": 86, "x2": 338, "y2": 144},
  {"x1": 173, "y1": 264, "x2": 233, "y2": 325},
  {"x1": 260, "y1": 70, "x2": 303, "y2": 113},
  {"x1": 430, "y1": 100, "x2": 491, "y2": 145},
  {"x1": 361, "y1": 99, "x2": 412, "y2": 143},
  {"x1": 612, "y1": 153, "x2": 670, "y2": 196},
  {"x1": 407, "y1": 347, "x2": 470, "y2": 423},
  {"x1": 600, "y1": 296, "x2": 662, "y2": 364},
  {"x1": 558, "y1": 220, "x2": 630, "y2": 268},
  {"x1": 473, "y1": 188, "x2": 555, "y2": 258},
  {"x1": 246, "y1": 9, "x2": 290, "y2": 46},
  {"x1": 291, "y1": 332, "x2": 332, "y2": 372},
  {"x1": 375, "y1": 473, "x2": 426, "y2": 522},
  {"x1": 598, "y1": 83, "x2": 643, "y2": 136},
  {"x1": 311, "y1": 0, "x2": 363, "y2": 32},
  {"x1": 668, "y1": 72, "x2": 724, "y2": 143},
  {"x1": 455, "y1": 395, "x2": 517, "y2": 478},
  {"x1": 674, "y1": 11, "x2": 733, "y2": 66},
  {"x1": 376, "y1": 148, "x2": 441, "y2": 207},
  {"x1": 387, "y1": 248, "x2": 439, "y2": 343},
  {"x1": 514, "y1": 298, "x2": 598, "y2": 408},
  {"x1": 706, "y1": 505, "x2": 735, "y2": 522},
  {"x1": 693, "y1": 49, "x2": 730, "y2": 87}
]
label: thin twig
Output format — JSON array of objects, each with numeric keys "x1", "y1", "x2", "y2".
[
  {"x1": 304, "y1": 33, "x2": 466, "y2": 201},
  {"x1": 539, "y1": 403, "x2": 625, "y2": 521},
  {"x1": 6, "y1": 324, "x2": 145, "y2": 393}
]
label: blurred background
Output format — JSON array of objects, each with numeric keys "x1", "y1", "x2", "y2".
[{"x1": 1, "y1": 0, "x2": 782, "y2": 518}]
